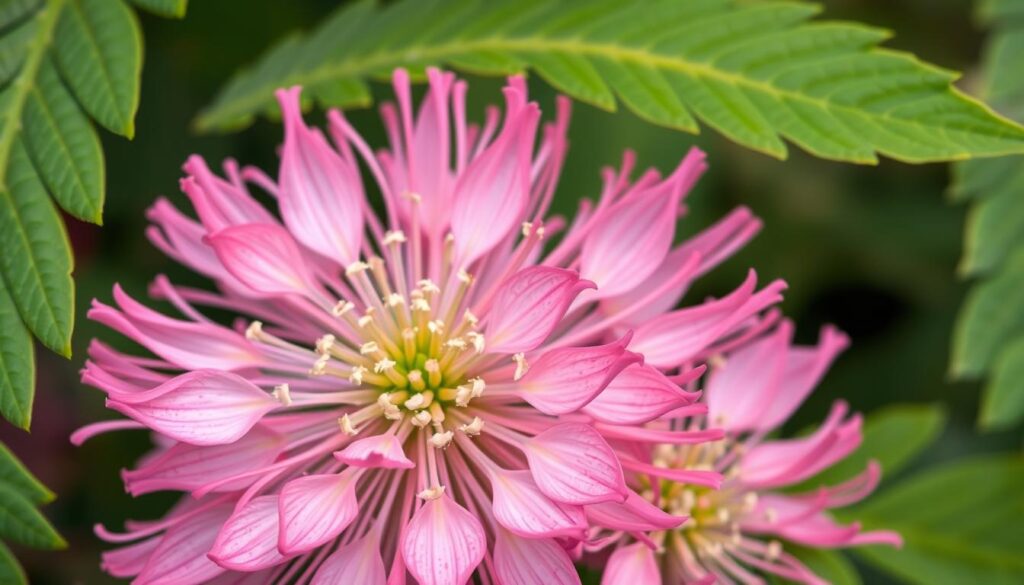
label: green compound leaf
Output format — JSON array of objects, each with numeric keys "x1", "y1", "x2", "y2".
[
  {"x1": 53, "y1": 0, "x2": 143, "y2": 139},
  {"x1": 0, "y1": 542, "x2": 27, "y2": 585},
  {"x1": 950, "y1": 0, "x2": 1024, "y2": 430},
  {"x1": 0, "y1": 483, "x2": 64, "y2": 550},
  {"x1": 0, "y1": 141, "x2": 74, "y2": 358},
  {"x1": 792, "y1": 403, "x2": 946, "y2": 491},
  {"x1": 0, "y1": 279, "x2": 34, "y2": 430},
  {"x1": 23, "y1": 58, "x2": 104, "y2": 224},
  {"x1": 129, "y1": 0, "x2": 187, "y2": 19},
  {"x1": 197, "y1": 0, "x2": 1024, "y2": 164},
  {"x1": 848, "y1": 455, "x2": 1024, "y2": 585},
  {"x1": 0, "y1": 442, "x2": 51, "y2": 504}
]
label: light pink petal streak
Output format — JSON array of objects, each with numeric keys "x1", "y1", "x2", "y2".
[
  {"x1": 493, "y1": 528, "x2": 581, "y2": 585},
  {"x1": 486, "y1": 266, "x2": 595, "y2": 354},
  {"x1": 523, "y1": 422, "x2": 627, "y2": 505},
  {"x1": 401, "y1": 495, "x2": 486, "y2": 585},
  {"x1": 276, "y1": 86, "x2": 364, "y2": 266}
]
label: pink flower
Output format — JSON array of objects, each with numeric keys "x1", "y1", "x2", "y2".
[
  {"x1": 598, "y1": 322, "x2": 903, "y2": 585},
  {"x1": 79, "y1": 68, "x2": 781, "y2": 584}
]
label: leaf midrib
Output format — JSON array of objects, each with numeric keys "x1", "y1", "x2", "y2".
[
  {"x1": 0, "y1": 0, "x2": 66, "y2": 184},
  {"x1": 200, "y1": 35, "x2": 983, "y2": 138}
]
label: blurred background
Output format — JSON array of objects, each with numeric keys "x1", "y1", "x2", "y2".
[{"x1": 1, "y1": 0, "x2": 1020, "y2": 582}]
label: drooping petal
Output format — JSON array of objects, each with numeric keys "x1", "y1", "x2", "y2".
[
  {"x1": 489, "y1": 469, "x2": 586, "y2": 539},
  {"x1": 101, "y1": 536, "x2": 161, "y2": 578},
  {"x1": 586, "y1": 488, "x2": 686, "y2": 532},
  {"x1": 450, "y1": 88, "x2": 538, "y2": 265},
  {"x1": 334, "y1": 433, "x2": 414, "y2": 469},
  {"x1": 706, "y1": 321, "x2": 793, "y2": 432},
  {"x1": 493, "y1": 528, "x2": 581, "y2": 585},
  {"x1": 401, "y1": 495, "x2": 486, "y2": 585},
  {"x1": 311, "y1": 529, "x2": 387, "y2": 585},
  {"x1": 740, "y1": 402, "x2": 860, "y2": 488},
  {"x1": 206, "y1": 223, "x2": 320, "y2": 297},
  {"x1": 208, "y1": 496, "x2": 288, "y2": 572},
  {"x1": 88, "y1": 286, "x2": 262, "y2": 371},
  {"x1": 760, "y1": 325, "x2": 849, "y2": 431},
  {"x1": 486, "y1": 266, "x2": 595, "y2": 354},
  {"x1": 631, "y1": 272, "x2": 786, "y2": 368},
  {"x1": 515, "y1": 334, "x2": 640, "y2": 415},
  {"x1": 583, "y1": 363, "x2": 696, "y2": 425},
  {"x1": 134, "y1": 505, "x2": 232, "y2": 585},
  {"x1": 523, "y1": 422, "x2": 627, "y2": 505},
  {"x1": 181, "y1": 155, "x2": 278, "y2": 231},
  {"x1": 106, "y1": 370, "x2": 278, "y2": 446},
  {"x1": 276, "y1": 86, "x2": 364, "y2": 266},
  {"x1": 602, "y1": 543, "x2": 660, "y2": 585},
  {"x1": 278, "y1": 472, "x2": 360, "y2": 554},
  {"x1": 123, "y1": 425, "x2": 285, "y2": 495},
  {"x1": 581, "y1": 148, "x2": 705, "y2": 298}
]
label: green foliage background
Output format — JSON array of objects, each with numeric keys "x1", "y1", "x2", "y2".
[{"x1": 0, "y1": 0, "x2": 1020, "y2": 583}]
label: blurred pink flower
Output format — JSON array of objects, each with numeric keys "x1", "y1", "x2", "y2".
[
  {"x1": 76, "y1": 68, "x2": 787, "y2": 584},
  {"x1": 598, "y1": 322, "x2": 902, "y2": 585}
]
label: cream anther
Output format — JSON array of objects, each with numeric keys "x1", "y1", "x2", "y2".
[
  {"x1": 411, "y1": 411, "x2": 432, "y2": 427},
  {"x1": 315, "y1": 334, "x2": 335, "y2": 354},
  {"x1": 386, "y1": 293, "x2": 405, "y2": 307},
  {"x1": 457, "y1": 269, "x2": 473, "y2": 284},
  {"x1": 345, "y1": 261, "x2": 370, "y2": 276},
  {"x1": 332, "y1": 300, "x2": 355, "y2": 317},
  {"x1": 245, "y1": 321, "x2": 264, "y2": 340},
  {"x1": 521, "y1": 221, "x2": 533, "y2": 237},
  {"x1": 463, "y1": 309, "x2": 479, "y2": 327},
  {"x1": 459, "y1": 416, "x2": 485, "y2": 436},
  {"x1": 339, "y1": 414, "x2": 359, "y2": 436},
  {"x1": 310, "y1": 354, "x2": 330, "y2": 376},
  {"x1": 374, "y1": 358, "x2": 396, "y2": 373},
  {"x1": 272, "y1": 384, "x2": 292, "y2": 406},
  {"x1": 359, "y1": 341, "x2": 380, "y2": 355},
  {"x1": 417, "y1": 485, "x2": 445, "y2": 501},
  {"x1": 427, "y1": 320, "x2": 445, "y2": 334},
  {"x1": 429, "y1": 430, "x2": 454, "y2": 449},
  {"x1": 417, "y1": 279, "x2": 440, "y2": 294},
  {"x1": 349, "y1": 365, "x2": 368, "y2": 385},
  {"x1": 466, "y1": 332, "x2": 485, "y2": 353},
  {"x1": 411, "y1": 298, "x2": 431, "y2": 312},
  {"x1": 513, "y1": 353, "x2": 529, "y2": 381},
  {"x1": 766, "y1": 540, "x2": 782, "y2": 562},
  {"x1": 383, "y1": 230, "x2": 407, "y2": 245},
  {"x1": 404, "y1": 393, "x2": 428, "y2": 410}
]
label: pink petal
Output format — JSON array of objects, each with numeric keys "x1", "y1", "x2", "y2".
[
  {"x1": 181, "y1": 156, "x2": 278, "y2": 231},
  {"x1": 450, "y1": 88, "x2": 539, "y2": 265},
  {"x1": 523, "y1": 422, "x2": 627, "y2": 505},
  {"x1": 706, "y1": 321, "x2": 793, "y2": 432},
  {"x1": 493, "y1": 528, "x2": 581, "y2": 585},
  {"x1": 583, "y1": 363, "x2": 694, "y2": 425},
  {"x1": 276, "y1": 87, "x2": 364, "y2": 266},
  {"x1": 586, "y1": 488, "x2": 685, "y2": 532},
  {"x1": 486, "y1": 266, "x2": 595, "y2": 354},
  {"x1": 741, "y1": 402, "x2": 860, "y2": 488},
  {"x1": 515, "y1": 334, "x2": 640, "y2": 415},
  {"x1": 582, "y1": 148, "x2": 705, "y2": 298},
  {"x1": 401, "y1": 495, "x2": 486, "y2": 585},
  {"x1": 123, "y1": 425, "x2": 285, "y2": 495},
  {"x1": 760, "y1": 325, "x2": 849, "y2": 431},
  {"x1": 489, "y1": 469, "x2": 586, "y2": 539},
  {"x1": 206, "y1": 223, "x2": 320, "y2": 297},
  {"x1": 630, "y1": 272, "x2": 786, "y2": 368},
  {"x1": 277, "y1": 472, "x2": 360, "y2": 554},
  {"x1": 135, "y1": 505, "x2": 232, "y2": 585},
  {"x1": 311, "y1": 529, "x2": 387, "y2": 585},
  {"x1": 102, "y1": 536, "x2": 161, "y2": 578},
  {"x1": 88, "y1": 286, "x2": 262, "y2": 370},
  {"x1": 334, "y1": 433, "x2": 414, "y2": 469},
  {"x1": 602, "y1": 543, "x2": 660, "y2": 585},
  {"x1": 106, "y1": 370, "x2": 278, "y2": 446},
  {"x1": 209, "y1": 495, "x2": 288, "y2": 572}
]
